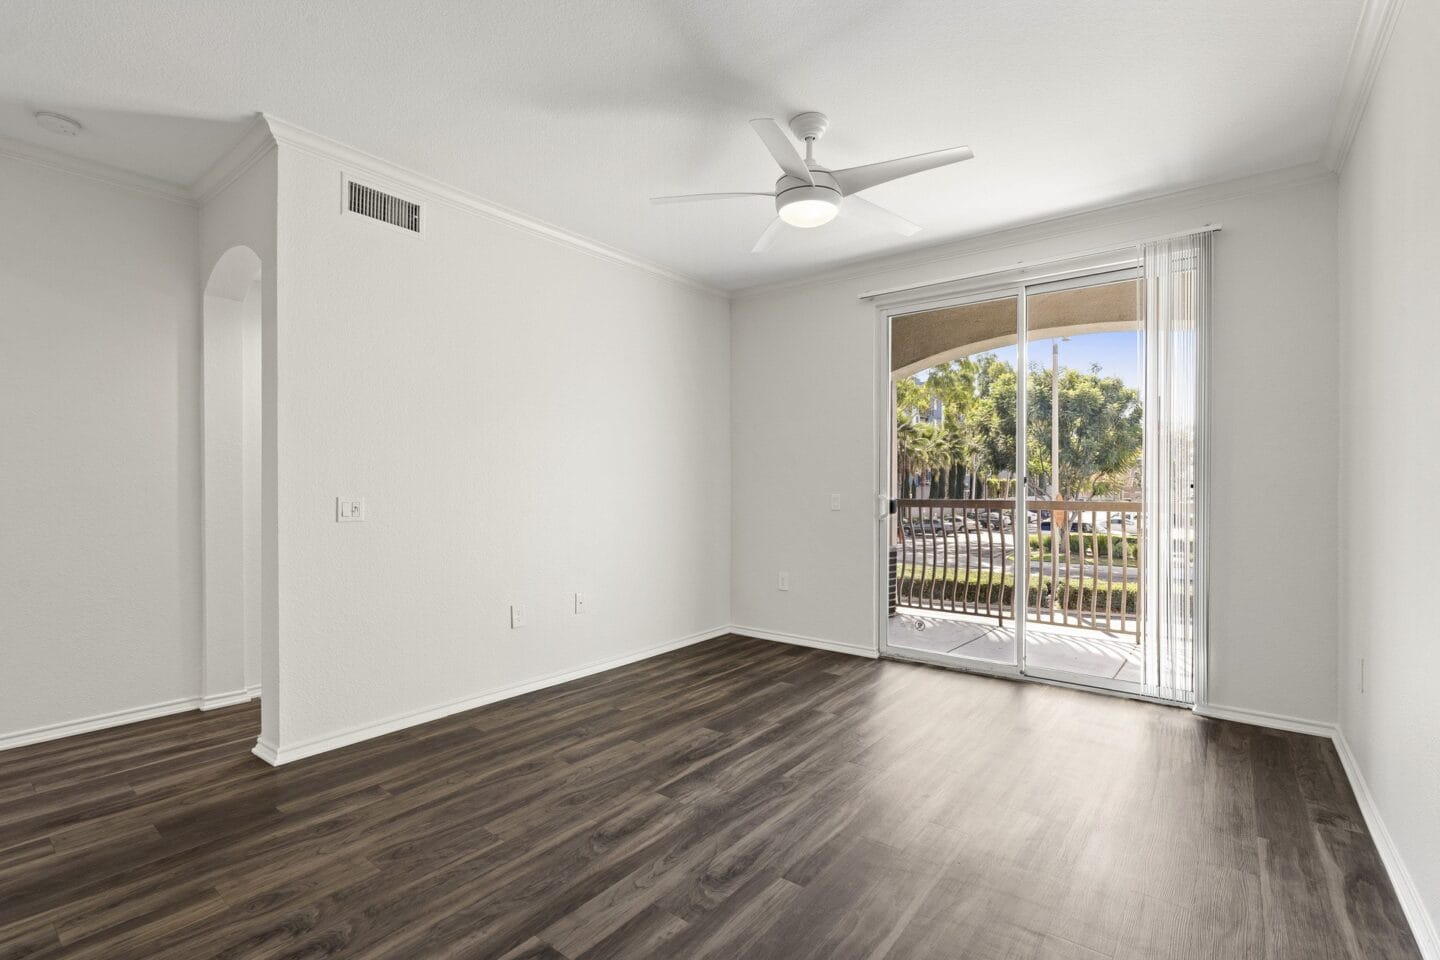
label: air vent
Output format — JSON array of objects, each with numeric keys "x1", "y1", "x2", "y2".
[{"x1": 347, "y1": 180, "x2": 421, "y2": 233}]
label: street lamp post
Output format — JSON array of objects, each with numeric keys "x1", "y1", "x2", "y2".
[{"x1": 1051, "y1": 340, "x2": 1061, "y2": 500}]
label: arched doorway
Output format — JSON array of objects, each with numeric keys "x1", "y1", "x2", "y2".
[{"x1": 202, "y1": 246, "x2": 263, "y2": 708}]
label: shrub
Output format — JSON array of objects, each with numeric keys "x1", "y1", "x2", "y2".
[
  {"x1": 1027, "y1": 532, "x2": 1139, "y2": 565},
  {"x1": 896, "y1": 565, "x2": 1138, "y2": 615}
]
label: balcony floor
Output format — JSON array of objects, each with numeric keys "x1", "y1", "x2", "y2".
[{"x1": 888, "y1": 607, "x2": 1142, "y2": 684}]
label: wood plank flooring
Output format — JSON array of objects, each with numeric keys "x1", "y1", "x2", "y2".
[{"x1": 0, "y1": 635, "x2": 1422, "y2": 959}]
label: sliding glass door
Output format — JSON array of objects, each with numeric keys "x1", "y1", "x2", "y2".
[
  {"x1": 889, "y1": 292, "x2": 1021, "y2": 668},
  {"x1": 883, "y1": 239, "x2": 1205, "y2": 704},
  {"x1": 1021, "y1": 273, "x2": 1146, "y2": 692}
]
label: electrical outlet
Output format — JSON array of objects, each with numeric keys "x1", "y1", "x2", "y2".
[
  {"x1": 777, "y1": 571, "x2": 790, "y2": 591},
  {"x1": 573, "y1": 592, "x2": 586, "y2": 614},
  {"x1": 830, "y1": 493, "x2": 841, "y2": 511},
  {"x1": 336, "y1": 497, "x2": 365, "y2": 522},
  {"x1": 510, "y1": 604, "x2": 526, "y2": 628}
]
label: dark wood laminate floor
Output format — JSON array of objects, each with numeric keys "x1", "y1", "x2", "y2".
[{"x1": 0, "y1": 635, "x2": 1422, "y2": 960}]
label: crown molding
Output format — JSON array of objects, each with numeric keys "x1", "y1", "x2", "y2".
[
  {"x1": 0, "y1": 134, "x2": 196, "y2": 206},
  {"x1": 1324, "y1": 0, "x2": 1406, "y2": 172},
  {"x1": 191, "y1": 114, "x2": 276, "y2": 204},
  {"x1": 733, "y1": 161, "x2": 1334, "y2": 300},
  {"x1": 0, "y1": 111, "x2": 723, "y2": 298},
  {"x1": 262, "y1": 114, "x2": 727, "y2": 300},
  {"x1": 0, "y1": 117, "x2": 279, "y2": 208}
]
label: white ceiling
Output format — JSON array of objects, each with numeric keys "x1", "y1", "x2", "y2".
[{"x1": 0, "y1": 0, "x2": 1362, "y2": 290}]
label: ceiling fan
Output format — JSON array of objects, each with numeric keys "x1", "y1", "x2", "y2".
[{"x1": 652, "y1": 112, "x2": 973, "y2": 252}]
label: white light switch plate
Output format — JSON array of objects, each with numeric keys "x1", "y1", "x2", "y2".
[
  {"x1": 510, "y1": 604, "x2": 526, "y2": 628},
  {"x1": 573, "y1": 592, "x2": 586, "y2": 614},
  {"x1": 336, "y1": 497, "x2": 365, "y2": 522}
]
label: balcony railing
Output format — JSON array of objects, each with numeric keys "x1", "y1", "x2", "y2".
[{"x1": 894, "y1": 498, "x2": 1142, "y2": 636}]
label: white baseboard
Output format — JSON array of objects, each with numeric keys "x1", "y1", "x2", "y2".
[
  {"x1": 200, "y1": 688, "x2": 256, "y2": 711},
  {"x1": 1192, "y1": 703, "x2": 1435, "y2": 956},
  {"x1": 251, "y1": 736, "x2": 280, "y2": 766},
  {"x1": 0, "y1": 695, "x2": 203, "y2": 752},
  {"x1": 252, "y1": 625, "x2": 732, "y2": 766},
  {"x1": 1332, "y1": 730, "x2": 1440, "y2": 960},
  {"x1": 729, "y1": 625, "x2": 880, "y2": 660},
  {"x1": 1191, "y1": 701, "x2": 1337, "y2": 738}
]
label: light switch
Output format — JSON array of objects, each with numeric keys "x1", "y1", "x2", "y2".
[
  {"x1": 830, "y1": 493, "x2": 842, "y2": 511},
  {"x1": 336, "y1": 497, "x2": 365, "y2": 522}
]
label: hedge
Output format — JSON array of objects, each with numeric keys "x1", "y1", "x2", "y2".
[
  {"x1": 896, "y1": 565, "x2": 1138, "y2": 615},
  {"x1": 1028, "y1": 532, "x2": 1139, "y2": 566}
]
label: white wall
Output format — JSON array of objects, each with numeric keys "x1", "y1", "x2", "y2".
[
  {"x1": 199, "y1": 145, "x2": 279, "y2": 739},
  {"x1": 1337, "y1": 0, "x2": 1440, "y2": 943},
  {"x1": 264, "y1": 142, "x2": 731, "y2": 759},
  {"x1": 0, "y1": 154, "x2": 202, "y2": 741},
  {"x1": 241, "y1": 282, "x2": 262, "y2": 692},
  {"x1": 731, "y1": 170, "x2": 1340, "y2": 724},
  {"x1": 201, "y1": 265, "x2": 262, "y2": 705}
]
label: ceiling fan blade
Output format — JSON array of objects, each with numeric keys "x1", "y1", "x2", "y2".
[
  {"x1": 844, "y1": 195, "x2": 921, "y2": 237},
  {"x1": 749, "y1": 118, "x2": 813, "y2": 185},
  {"x1": 650, "y1": 192, "x2": 775, "y2": 204},
  {"x1": 832, "y1": 146, "x2": 974, "y2": 195},
  {"x1": 751, "y1": 217, "x2": 784, "y2": 253}
]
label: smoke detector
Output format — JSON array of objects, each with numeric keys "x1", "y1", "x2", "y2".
[{"x1": 35, "y1": 112, "x2": 82, "y2": 137}]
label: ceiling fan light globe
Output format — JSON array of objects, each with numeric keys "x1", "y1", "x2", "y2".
[
  {"x1": 779, "y1": 199, "x2": 838, "y2": 228},
  {"x1": 777, "y1": 182, "x2": 840, "y2": 230}
]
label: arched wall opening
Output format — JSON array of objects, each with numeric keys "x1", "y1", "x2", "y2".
[{"x1": 201, "y1": 246, "x2": 264, "y2": 709}]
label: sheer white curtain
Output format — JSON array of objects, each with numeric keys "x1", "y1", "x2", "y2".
[{"x1": 1140, "y1": 231, "x2": 1210, "y2": 702}]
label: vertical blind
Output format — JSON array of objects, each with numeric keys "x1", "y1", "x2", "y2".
[{"x1": 1140, "y1": 231, "x2": 1210, "y2": 702}]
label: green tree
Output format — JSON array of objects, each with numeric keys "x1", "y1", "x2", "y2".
[
  {"x1": 894, "y1": 352, "x2": 1142, "y2": 501},
  {"x1": 1027, "y1": 366, "x2": 1143, "y2": 497},
  {"x1": 903, "y1": 420, "x2": 947, "y2": 496}
]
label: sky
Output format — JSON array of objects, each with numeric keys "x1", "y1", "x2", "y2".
[{"x1": 917, "y1": 331, "x2": 1143, "y2": 387}]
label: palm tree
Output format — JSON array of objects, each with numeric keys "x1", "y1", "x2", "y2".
[{"x1": 898, "y1": 419, "x2": 946, "y2": 498}]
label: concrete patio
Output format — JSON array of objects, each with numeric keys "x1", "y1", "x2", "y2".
[{"x1": 888, "y1": 607, "x2": 1142, "y2": 684}]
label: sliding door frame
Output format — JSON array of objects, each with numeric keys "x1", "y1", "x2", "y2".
[
  {"x1": 873, "y1": 247, "x2": 1207, "y2": 705},
  {"x1": 876, "y1": 281, "x2": 1029, "y2": 679},
  {"x1": 1012, "y1": 266, "x2": 1145, "y2": 694}
]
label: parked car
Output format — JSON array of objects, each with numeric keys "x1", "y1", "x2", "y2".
[
  {"x1": 901, "y1": 517, "x2": 956, "y2": 537},
  {"x1": 980, "y1": 510, "x2": 1012, "y2": 530}
]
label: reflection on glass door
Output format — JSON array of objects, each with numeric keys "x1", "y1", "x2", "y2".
[
  {"x1": 888, "y1": 292, "x2": 1021, "y2": 667},
  {"x1": 1022, "y1": 279, "x2": 1145, "y2": 692}
]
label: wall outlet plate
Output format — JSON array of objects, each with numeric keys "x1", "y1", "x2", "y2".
[
  {"x1": 777, "y1": 571, "x2": 790, "y2": 591},
  {"x1": 510, "y1": 604, "x2": 526, "y2": 628},
  {"x1": 574, "y1": 592, "x2": 586, "y2": 614},
  {"x1": 336, "y1": 497, "x2": 365, "y2": 522},
  {"x1": 830, "y1": 493, "x2": 841, "y2": 511}
]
